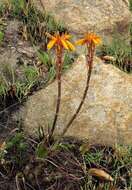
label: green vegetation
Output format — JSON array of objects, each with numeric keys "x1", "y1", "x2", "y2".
[
  {"x1": 0, "y1": 54, "x2": 73, "y2": 106},
  {"x1": 0, "y1": 63, "x2": 40, "y2": 102},
  {"x1": 129, "y1": 0, "x2": 132, "y2": 11},
  {"x1": 83, "y1": 145, "x2": 132, "y2": 189},
  {"x1": 1, "y1": 0, "x2": 67, "y2": 44},
  {"x1": 97, "y1": 37, "x2": 132, "y2": 73},
  {"x1": 97, "y1": 0, "x2": 132, "y2": 73},
  {"x1": 0, "y1": 18, "x2": 6, "y2": 44},
  {"x1": 0, "y1": 132, "x2": 132, "y2": 190},
  {"x1": 0, "y1": 31, "x2": 4, "y2": 44},
  {"x1": 0, "y1": 50, "x2": 75, "y2": 103},
  {"x1": 37, "y1": 50, "x2": 75, "y2": 82},
  {"x1": 2, "y1": 132, "x2": 28, "y2": 166}
]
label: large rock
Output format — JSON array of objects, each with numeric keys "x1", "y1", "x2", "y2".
[
  {"x1": 35, "y1": 0, "x2": 131, "y2": 35},
  {"x1": 19, "y1": 56, "x2": 132, "y2": 145}
]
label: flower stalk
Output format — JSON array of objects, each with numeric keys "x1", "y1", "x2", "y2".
[
  {"x1": 60, "y1": 33, "x2": 101, "y2": 138},
  {"x1": 46, "y1": 32, "x2": 75, "y2": 142},
  {"x1": 48, "y1": 47, "x2": 63, "y2": 140}
]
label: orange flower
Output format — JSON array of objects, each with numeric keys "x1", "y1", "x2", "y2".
[
  {"x1": 76, "y1": 33, "x2": 101, "y2": 46},
  {"x1": 46, "y1": 32, "x2": 75, "y2": 51}
]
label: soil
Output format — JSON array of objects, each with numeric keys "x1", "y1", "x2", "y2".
[{"x1": 0, "y1": 137, "x2": 131, "y2": 190}]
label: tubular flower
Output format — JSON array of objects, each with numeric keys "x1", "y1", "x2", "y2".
[
  {"x1": 46, "y1": 33, "x2": 75, "y2": 51},
  {"x1": 76, "y1": 33, "x2": 101, "y2": 46}
]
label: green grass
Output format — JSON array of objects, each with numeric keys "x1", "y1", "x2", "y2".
[
  {"x1": 0, "y1": 31, "x2": 4, "y2": 44},
  {"x1": 129, "y1": 0, "x2": 132, "y2": 11},
  {"x1": 97, "y1": 36, "x2": 132, "y2": 73},
  {"x1": 0, "y1": 2, "x2": 7, "y2": 17},
  {"x1": 0, "y1": 49, "x2": 75, "y2": 103},
  {"x1": 37, "y1": 50, "x2": 76, "y2": 82},
  {"x1": 0, "y1": 18, "x2": 7, "y2": 45},
  {"x1": 83, "y1": 145, "x2": 132, "y2": 189},
  {"x1": 1, "y1": 0, "x2": 67, "y2": 44},
  {"x1": 97, "y1": 1, "x2": 132, "y2": 73},
  {"x1": 0, "y1": 134, "x2": 132, "y2": 190},
  {"x1": 0, "y1": 132, "x2": 29, "y2": 167},
  {"x1": 0, "y1": 63, "x2": 40, "y2": 102}
]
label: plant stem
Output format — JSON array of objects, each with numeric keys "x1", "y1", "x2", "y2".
[
  {"x1": 60, "y1": 43, "x2": 95, "y2": 138},
  {"x1": 49, "y1": 48, "x2": 62, "y2": 141}
]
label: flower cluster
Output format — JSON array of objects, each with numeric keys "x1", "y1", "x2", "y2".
[
  {"x1": 46, "y1": 32, "x2": 101, "y2": 142},
  {"x1": 47, "y1": 32, "x2": 101, "y2": 51}
]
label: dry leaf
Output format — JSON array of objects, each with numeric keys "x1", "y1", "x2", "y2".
[
  {"x1": 102, "y1": 55, "x2": 116, "y2": 62},
  {"x1": 88, "y1": 168, "x2": 114, "y2": 182}
]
